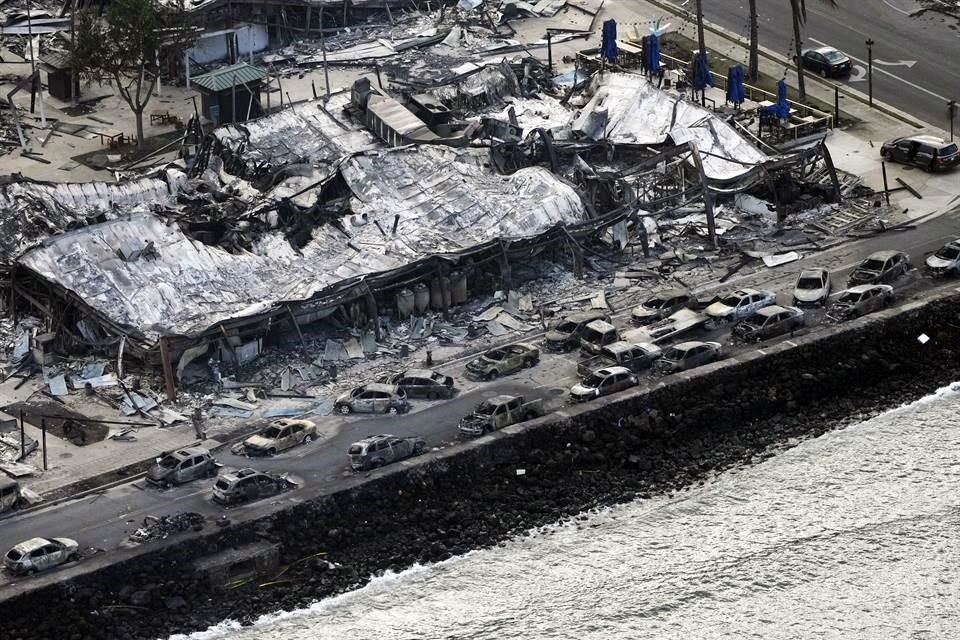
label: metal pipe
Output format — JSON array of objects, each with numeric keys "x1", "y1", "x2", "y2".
[{"x1": 41, "y1": 418, "x2": 47, "y2": 471}]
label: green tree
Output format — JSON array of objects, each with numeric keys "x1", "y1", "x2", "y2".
[{"x1": 72, "y1": 0, "x2": 195, "y2": 147}]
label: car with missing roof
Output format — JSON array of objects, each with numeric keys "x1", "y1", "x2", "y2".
[
  {"x1": 211, "y1": 468, "x2": 297, "y2": 505},
  {"x1": 792, "y1": 268, "x2": 832, "y2": 306},
  {"x1": 733, "y1": 305, "x2": 805, "y2": 342},
  {"x1": 925, "y1": 239, "x2": 960, "y2": 278},
  {"x1": 335, "y1": 383, "x2": 410, "y2": 415},
  {"x1": 377, "y1": 369, "x2": 455, "y2": 399},
  {"x1": 465, "y1": 343, "x2": 540, "y2": 381},
  {"x1": 569, "y1": 366, "x2": 639, "y2": 403},
  {"x1": 654, "y1": 341, "x2": 722, "y2": 375},
  {"x1": 242, "y1": 419, "x2": 318, "y2": 456},
  {"x1": 847, "y1": 251, "x2": 911, "y2": 286},
  {"x1": 705, "y1": 288, "x2": 776, "y2": 325},
  {"x1": 826, "y1": 284, "x2": 895, "y2": 321},
  {"x1": 797, "y1": 46, "x2": 852, "y2": 77},
  {"x1": 543, "y1": 310, "x2": 611, "y2": 352},
  {"x1": 348, "y1": 434, "x2": 426, "y2": 471},
  {"x1": 881, "y1": 135, "x2": 959, "y2": 172},
  {"x1": 579, "y1": 319, "x2": 620, "y2": 355},
  {"x1": 4, "y1": 537, "x2": 80, "y2": 576},
  {"x1": 146, "y1": 446, "x2": 218, "y2": 488},
  {"x1": 630, "y1": 289, "x2": 697, "y2": 326}
]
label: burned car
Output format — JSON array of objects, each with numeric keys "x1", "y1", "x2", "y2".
[
  {"x1": 146, "y1": 447, "x2": 218, "y2": 488},
  {"x1": 654, "y1": 341, "x2": 722, "y2": 375},
  {"x1": 577, "y1": 341, "x2": 661, "y2": 378},
  {"x1": 705, "y1": 289, "x2": 776, "y2": 325},
  {"x1": 378, "y1": 369, "x2": 455, "y2": 399},
  {"x1": 625, "y1": 308, "x2": 708, "y2": 345},
  {"x1": 212, "y1": 468, "x2": 297, "y2": 505},
  {"x1": 630, "y1": 289, "x2": 696, "y2": 326},
  {"x1": 4, "y1": 537, "x2": 79, "y2": 575},
  {"x1": 335, "y1": 383, "x2": 410, "y2": 415},
  {"x1": 0, "y1": 477, "x2": 22, "y2": 514},
  {"x1": 848, "y1": 251, "x2": 911, "y2": 286},
  {"x1": 459, "y1": 395, "x2": 544, "y2": 436},
  {"x1": 579, "y1": 319, "x2": 620, "y2": 355},
  {"x1": 348, "y1": 434, "x2": 426, "y2": 471},
  {"x1": 243, "y1": 419, "x2": 317, "y2": 456},
  {"x1": 925, "y1": 239, "x2": 960, "y2": 278},
  {"x1": 826, "y1": 284, "x2": 894, "y2": 321},
  {"x1": 792, "y1": 268, "x2": 832, "y2": 306},
  {"x1": 570, "y1": 366, "x2": 639, "y2": 403},
  {"x1": 465, "y1": 343, "x2": 540, "y2": 381},
  {"x1": 544, "y1": 310, "x2": 610, "y2": 352},
  {"x1": 733, "y1": 305, "x2": 805, "y2": 342}
]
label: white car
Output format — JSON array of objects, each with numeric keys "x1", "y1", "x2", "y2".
[
  {"x1": 569, "y1": 366, "x2": 639, "y2": 402},
  {"x1": 705, "y1": 289, "x2": 776, "y2": 324},
  {"x1": 4, "y1": 537, "x2": 80, "y2": 575},
  {"x1": 925, "y1": 239, "x2": 960, "y2": 278},
  {"x1": 792, "y1": 269, "x2": 832, "y2": 306}
]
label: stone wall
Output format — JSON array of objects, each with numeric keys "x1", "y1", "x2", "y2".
[{"x1": 3, "y1": 292, "x2": 960, "y2": 640}]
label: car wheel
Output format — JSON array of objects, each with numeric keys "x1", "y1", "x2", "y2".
[
  {"x1": 881, "y1": 149, "x2": 891, "y2": 161},
  {"x1": 206, "y1": 466, "x2": 217, "y2": 478},
  {"x1": 389, "y1": 406, "x2": 400, "y2": 415},
  {"x1": 487, "y1": 370, "x2": 499, "y2": 381},
  {"x1": 819, "y1": 68, "x2": 828, "y2": 78},
  {"x1": 161, "y1": 480, "x2": 171, "y2": 490},
  {"x1": 372, "y1": 459, "x2": 385, "y2": 468},
  {"x1": 67, "y1": 552, "x2": 80, "y2": 562},
  {"x1": 26, "y1": 567, "x2": 38, "y2": 576},
  {"x1": 337, "y1": 404, "x2": 351, "y2": 415},
  {"x1": 524, "y1": 357, "x2": 538, "y2": 368},
  {"x1": 302, "y1": 434, "x2": 314, "y2": 444},
  {"x1": 267, "y1": 448, "x2": 277, "y2": 457}
]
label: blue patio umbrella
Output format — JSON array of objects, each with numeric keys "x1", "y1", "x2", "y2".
[
  {"x1": 726, "y1": 64, "x2": 745, "y2": 106},
  {"x1": 693, "y1": 52, "x2": 714, "y2": 91},
  {"x1": 601, "y1": 19, "x2": 618, "y2": 62},
  {"x1": 770, "y1": 78, "x2": 791, "y2": 119},
  {"x1": 648, "y1": 33, "x2": 661, "y2": 73}
]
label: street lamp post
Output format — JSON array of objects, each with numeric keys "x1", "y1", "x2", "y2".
[
  {"x1": 949, "y1": 100, "x2": 957, "y2": 142},
  {"x1": 865, "y1": 38, "x2": 875, "y2": 107}
]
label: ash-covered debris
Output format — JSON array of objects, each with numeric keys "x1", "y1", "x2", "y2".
[{"x1": 126, "y1": 512, "x2": 206, "y2": 545}]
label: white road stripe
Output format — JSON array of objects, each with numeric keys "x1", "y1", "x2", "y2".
[{"x1": 808, "y1": 37, "x2": 950, "y2": 103}]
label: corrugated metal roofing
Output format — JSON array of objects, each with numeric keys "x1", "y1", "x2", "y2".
[{"x1": 191, "y1": 62, "x2": 268, "y2": 93}]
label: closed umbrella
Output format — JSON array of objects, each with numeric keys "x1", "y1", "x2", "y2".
[
  {"x1": 692, "y1": 52, "x2": 713, "y2": 91},
  {"x1": 601, "y1": 19, "x2": 618, "y2": 62},
  {"x1": 726, "y1": 64, "x2": 745, "y2": 106},
  {"x1": 773, "y1": 78, "x2": 790, "y2": 119},
  {"x1": 648, "y1": 33, "x2": 661, "y2": 74}
]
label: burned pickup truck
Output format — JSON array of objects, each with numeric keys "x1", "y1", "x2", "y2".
[
  {"x1": 459, "y1": 395, "x2": 544, "y2": 437},
  {"x1": 576, "y1": 341, "x2": 661, "y2": 378}
]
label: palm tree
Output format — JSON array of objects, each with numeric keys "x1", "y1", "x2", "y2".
[
  {"x1": 748, "y1": 0, "x2": 759, "y2": 81},
  {"x1": 790, "y1": 0, "x2": 840, "y2": 101}
]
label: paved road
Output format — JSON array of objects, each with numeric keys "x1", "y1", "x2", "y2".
[
  {"x1": 0, "y1": 380, "x2": 550, "y2": 589},
  {"x1": 2, "y1": 205, "x2": 958, "y2": 591},
  {"x1": 698, "y1": 0, "x2": 960, "y2": 128}
]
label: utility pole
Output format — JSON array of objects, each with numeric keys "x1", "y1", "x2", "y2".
[
  {"x1": 695, "y1": 0, "x2": 707, "y2": 106},
  {"x1": 949, "y1": 100, "x2": 957, "y2": 142},
  {"x1": 865, "y1": 38, "x2": 875, "y2": 107},
  {"x1": 319, "y1": 9, "x2": 330, "y2": 102}
]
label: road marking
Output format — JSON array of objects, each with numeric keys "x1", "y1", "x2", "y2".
[
  {"x1": 849, "y1": 65, "x2": 867, "y2": 82},
  {"x1": 874, "y1": 59, "x2": 917, "y2": 68},
  {"x1": 809, "y1": 37, "x2": 949, "y2": 102},
  {"x1": 881, "y1": 0, "x2": 913, "y2": 15}
]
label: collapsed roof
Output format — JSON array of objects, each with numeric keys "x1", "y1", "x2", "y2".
[
  {"x1": 571, "y1": 73, "x2": 769, "y2": 182},
  {"x1": 17, "y1": 146, "x2": 589, "y2": 344}
]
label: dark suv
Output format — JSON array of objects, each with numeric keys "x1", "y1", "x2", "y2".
[{"x1": 881, "y1": 135, "x2": 959, "y2": 172}]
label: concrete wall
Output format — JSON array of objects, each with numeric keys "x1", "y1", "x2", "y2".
[
  {"x1": 3, "y1": 291, "x2": 960, "y2": 640},
  {"x1": 189, "y1": 23, "x2": 269, "y2": 65}
]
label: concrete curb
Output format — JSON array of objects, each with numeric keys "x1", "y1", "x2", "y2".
[{"x1": 642, "y1": 0, "x2": 946, "y2": 134}]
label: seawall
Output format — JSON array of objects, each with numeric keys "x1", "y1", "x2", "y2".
[{"x1": 3, "y1": 287, "x2": 960, "y2": 640}]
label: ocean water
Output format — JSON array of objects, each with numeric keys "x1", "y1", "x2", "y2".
[{"x1": 172, "y1": 382, "x2": 960, "y2": 640}]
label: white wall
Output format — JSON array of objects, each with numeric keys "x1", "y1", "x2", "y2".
[{"x1": 188, "y1": 23, "x2": 269, "y2": 65}]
